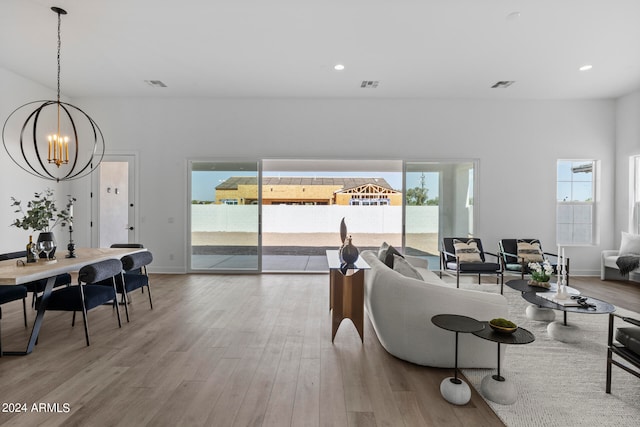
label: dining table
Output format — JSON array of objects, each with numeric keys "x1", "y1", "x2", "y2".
[{"x1": 0, "y1": 246, "x2": 145, "y2": 355}]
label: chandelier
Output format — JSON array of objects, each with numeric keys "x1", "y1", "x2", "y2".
[{"x1": 2, "y1": 6, "x2": 105, "y2": 182}]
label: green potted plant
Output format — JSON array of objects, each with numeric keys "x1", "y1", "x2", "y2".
[{"x1": 10, "y1": 188, "x2": 72, "y2": 257}]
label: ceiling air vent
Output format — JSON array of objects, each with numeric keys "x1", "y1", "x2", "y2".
[
  {"x1": 361, "y1": 81, "x2": 379, "y2": 88},
  {"x1": 491, "y1": 81, "x2": 515, "y2": 89},
  {"x1": 144, "y1": 80, "x2": 167, "y2": 88}
]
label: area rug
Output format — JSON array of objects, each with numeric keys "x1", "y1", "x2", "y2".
[{"x1": 462, "y1": 286, "x2": 640, "y2": 427}]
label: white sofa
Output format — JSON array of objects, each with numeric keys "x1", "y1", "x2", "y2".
[
  {"x1": 601, "y1": 250, "x2": 640, "y2": 280},
  {"x1": 601, "y1": 232, "x2": 640, "y2": 280},
  {"x1": 361, "y1": 250, "x2": 509, "y2": 368}
]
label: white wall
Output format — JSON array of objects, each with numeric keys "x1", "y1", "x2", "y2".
[
  {"x1": 615, "y1": 90, "x2": 640, "y2": 246},
  {"x1": 1, "y1": 66, "x2": 618, "y2": 274},
  {"x1": 0, "y1": 68, "x2": 71, "y2": 252}
]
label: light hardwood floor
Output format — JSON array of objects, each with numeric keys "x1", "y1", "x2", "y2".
[{"x1": 0, "y1": 273, "x2": 637, "y2": 426}]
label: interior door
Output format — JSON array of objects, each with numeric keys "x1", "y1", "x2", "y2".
[{"x1": 92, "y1": 154, "x2": 138, "y2": 247}]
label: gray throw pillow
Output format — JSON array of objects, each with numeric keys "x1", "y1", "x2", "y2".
[{"x1": 393, "y1": 254, "x2": 423, "y2": 280}]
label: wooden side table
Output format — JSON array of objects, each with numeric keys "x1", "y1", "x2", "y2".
[
  {"x1": 431, "y1": 314, "x2": 485, "y2": 405},
  {"x1": 326, "y1": 250, "x2": 370, "y2": 342}
]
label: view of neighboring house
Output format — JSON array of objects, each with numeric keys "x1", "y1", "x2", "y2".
[{"x1": 215, "y1": 176, "x2": 402, "y2": 206}]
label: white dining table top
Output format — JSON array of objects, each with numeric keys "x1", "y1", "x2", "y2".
[{"x1": 0, "y1": 247, "x2": 146, "y2": 285}]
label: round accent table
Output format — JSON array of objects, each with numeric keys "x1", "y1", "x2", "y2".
[
  {"x1": 506, "y1": 279, "x2": 580, "y2": 322},
  {"x1": 472, "y1": 323, "x2": 535, "y2": 405},
  {"x1": 521, "y1": 292, "x2": 615, "y2": 343},
  {"x1": 431, "y1": 314, "x2": 485, "y2": 405}
]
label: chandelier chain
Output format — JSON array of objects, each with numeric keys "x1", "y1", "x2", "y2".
[{"x1": 56, "y1": 10, "x2": 61, "y2": 103}]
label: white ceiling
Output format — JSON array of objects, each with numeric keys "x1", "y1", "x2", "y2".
[{"x1": 2, "y1": 0, "x2": 640, "y2": 100}]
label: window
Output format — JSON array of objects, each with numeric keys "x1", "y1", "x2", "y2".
[{"x1": 556, "y1": 160, "x2": 595, "y2": 245}]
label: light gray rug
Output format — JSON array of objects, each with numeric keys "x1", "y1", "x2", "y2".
[{"x1": 462, "y1": 286, "x2": 640, "y2": 427}]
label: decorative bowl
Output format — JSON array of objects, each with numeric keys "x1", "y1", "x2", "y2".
[{"x1": 489, "y1": 318, "x2": 517, "y2": 334}]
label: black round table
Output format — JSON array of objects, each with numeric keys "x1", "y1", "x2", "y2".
[
  {"x1": 505, "y1": 279, "x2": 581, "y2": 295},
  {"x1": 431, "y1": 314, "x2": 485, "y2": 405},
  {"x1": 521, "y1": 292, "x2": 615, "y2": 342},
  {"x1": 472, "y1": 322, "x2": 535, "y2": 405},
  {"x1": 506, "y1": 279, "x2": 581, "y2": 322}
]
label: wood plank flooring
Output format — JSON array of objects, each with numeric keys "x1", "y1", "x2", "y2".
[{"x1": 0, "y1": 273, "x2": 637, "y2": 426}]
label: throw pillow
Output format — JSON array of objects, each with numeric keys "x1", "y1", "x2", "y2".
[
  {"x1": 517, "y1": 240, "x2": 544, "y2": 263},
  {"x1": 393, "y1": 254, "x2": 423, "y2": 280},
  {"x1": 453, "y1": 239, "x2": 482, "y2": 263},
  {"x1": 384, "y1": 245, "x2": 403, "y2": 268},
  {"x1": 378, "y1": 241, "x2": 390, "y2": 262},
  {"x1": 619, "y1": 231, "x2": 640, "y2": 255}
]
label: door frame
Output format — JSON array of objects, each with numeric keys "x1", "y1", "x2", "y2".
[{"x1": 91, "y1": 151, "x2": 139, "y2": 247}]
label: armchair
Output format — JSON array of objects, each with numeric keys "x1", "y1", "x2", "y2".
[
  {"x1": 498, "y1": 239, "x2": 569, "y2": 285},
  {"x1": 440, "y1": 237, "x2": 503, "y2": 288},
  {"x1": 606, "y1": 313, "x2": 640, "y2": 393}
]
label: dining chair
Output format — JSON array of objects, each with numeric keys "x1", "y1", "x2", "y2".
[
  {"x1": 37, "y1": 258, "x2": 123, "y2": 346},
  {"x1": 0, "y1": 285, "x2": 28, "y2": 356},
  {"x1": 95, "y1": 251, "x2": 153, "y2": 322},
  {"x1": 0, "y1": 251, "x2": 72, "y2": 309}
]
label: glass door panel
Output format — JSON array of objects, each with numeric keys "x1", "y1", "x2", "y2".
[
  {"x1": 405, "y1": 161, "x2": 476, "y2": 269},
  {"x1": 261, "y1": 159, "x2": 403, "y2": 272},
  {"x1": 188, "y1": 161, "x2": 260, "y2": 272}
]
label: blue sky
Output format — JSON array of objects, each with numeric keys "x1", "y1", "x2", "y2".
[{"x1": 192, "y1": 170, "x2": 439, "y2": 201}]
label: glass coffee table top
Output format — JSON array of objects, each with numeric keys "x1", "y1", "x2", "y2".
[
  {"x1": 505, "y1": 279, "x2": 580, "y2": 295},
  {"x1": 521, "y1": 292, "x2": 615, "y2": 314}
]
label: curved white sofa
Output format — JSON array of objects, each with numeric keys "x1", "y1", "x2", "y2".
[{"x1": 361, "y1": 250, "x2": 509, "y2": 368}]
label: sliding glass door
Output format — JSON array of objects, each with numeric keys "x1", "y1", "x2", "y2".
[
  {"x1": 188, "y1": 161, "x2": 260, "y2": 272},
  {"x1": 405, "y1": 161, "x2": 476, "y2": 268},
  {"x1": 187, "y1": 159, "x2": 476, "y2": 273}
]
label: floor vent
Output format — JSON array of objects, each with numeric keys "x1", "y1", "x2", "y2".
[{"x1": 361, "y1": 81, "x2": 379, "y2": 88}]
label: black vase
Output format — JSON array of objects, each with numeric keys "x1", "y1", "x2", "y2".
[
  {"x1": 37, "y1": 231, "x2": 56, "y2": 259},
  {"x1": 341, "y1": 236, "x2": 359, "y2": 265}
]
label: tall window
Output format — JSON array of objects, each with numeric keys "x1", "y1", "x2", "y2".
[{"x1": 557, "y1": 160, "x2": 595, "y2": 245}]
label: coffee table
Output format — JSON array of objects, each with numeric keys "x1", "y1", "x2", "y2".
[
  {"x1": 431, "y1": 314, "x2": 485, "y2": 405},
  {"x1": 506, "y1": 279, "x2": 580, "y2": 321},
  {"x1": 473, "y1": 323, "x2": 535, "y2": 405},
  {"x1": 521, "y1": 292, "x2": 615, "y2": 343}
]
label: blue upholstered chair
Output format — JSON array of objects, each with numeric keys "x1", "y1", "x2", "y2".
[
  {"x1": 37, "y1": 258, "x2": 123, "y2": 346},
  {"x1": 0, "y1": 251, "x2": 72, "y2": 308},
  {"x1": 96, "y1": 251, "x2": 153, "y2": 322},
  {"x1": 0, "y1": 285, "x2": 28, "y2": 356}
]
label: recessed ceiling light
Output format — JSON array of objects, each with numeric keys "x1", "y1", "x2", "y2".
[
  {"x1": 506, "y1": 12, "x2": 521, "y2": 21},
  {"x1": 334, "y1": 64, "x2": 345, "y2": 71},
  {"x1": 579, "y1": 64, "x2": 593, "y2": 71}
]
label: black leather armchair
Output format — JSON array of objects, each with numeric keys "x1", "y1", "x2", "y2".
[
  {"x1": 440, "y1": 237, "x2": 503, "y2": 288},
  {"x1": 607, "y1": 313, "x2": 640, "y2": 393},
  {"x1": 498, "y1": 239, "x2": 570, "y2": 285}
]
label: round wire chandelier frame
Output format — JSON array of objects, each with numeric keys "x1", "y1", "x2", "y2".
[{"x1": 1, "y1": 6, "x2": 105, "y2": 182}]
